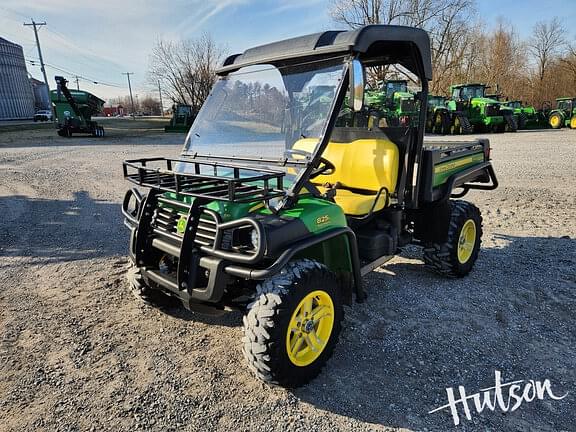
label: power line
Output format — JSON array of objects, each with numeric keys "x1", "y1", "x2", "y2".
[{"x1": 26, "y1": 58, "x2": 123, "y2": 88}]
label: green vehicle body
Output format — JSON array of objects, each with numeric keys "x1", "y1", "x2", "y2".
[
  {"x1": 548, "y1": 97, "x2": 576, "y2": 129},
  {"x1": 447, "y1": 83, "x2": 516, "y2": 133}
]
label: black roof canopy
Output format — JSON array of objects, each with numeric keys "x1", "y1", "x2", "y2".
[{"x1": 218, "y1": 25, "x2": 432, "y2": 80}]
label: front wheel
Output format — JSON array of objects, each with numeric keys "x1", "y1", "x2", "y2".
[
  {"x1": 242, "y1": 259, "x2": 343, "y2": 388},
  {"x1": 423, "y1": 200, "x2": 483, "y2": 277},
  {"x1": 127, "y1": 262, "x2": 176, "y2": 307},
  {"x1": 570, "y1": 116, "x2": 576, "y2": 129}
]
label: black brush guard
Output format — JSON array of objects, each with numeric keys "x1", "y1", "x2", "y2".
[{"x1": 123, "y1": 157, "x2": 286, "y2": 203}]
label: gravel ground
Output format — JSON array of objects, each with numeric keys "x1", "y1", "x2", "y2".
[{"x1": 0, "y1": 125, "x2": 574, "y2": 431}]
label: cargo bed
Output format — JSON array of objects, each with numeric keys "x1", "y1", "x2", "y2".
[{"x1": 419, "y1": 138, "x2": 497, "y2": 202}]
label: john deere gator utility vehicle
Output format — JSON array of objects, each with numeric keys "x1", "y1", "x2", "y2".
[
  {"x1": 448, "y1": 83, "x2": 517, "y2": 133},
  {"x1": 426, "y1": 95, "x2": 451, "y2": 134},
  {"x1": 121, "y1": 25, "x2": 498, "y2": 388},
  {"x1": 51, "y1": 76, "x2": 105, "y2": 137},
  {"x1": 548, "y1": 97, "x2": 576, "y2": 129}
]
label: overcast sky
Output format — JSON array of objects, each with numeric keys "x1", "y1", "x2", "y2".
[{"x1": 1, "y1": 0, "x2": 574, "y2": 101}]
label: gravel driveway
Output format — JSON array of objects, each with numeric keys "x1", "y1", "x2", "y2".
[{"x1": 0, "y1": 126, "x2": 574, "y2": 431}]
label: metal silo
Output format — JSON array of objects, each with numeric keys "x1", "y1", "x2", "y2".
[{"x1": 0, "y1": 37, "x2": 36, "y2": 120}]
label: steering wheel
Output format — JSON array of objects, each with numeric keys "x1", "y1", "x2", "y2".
[{"x1": 285, "y1": 149, "x2": 335, "y2": 179}]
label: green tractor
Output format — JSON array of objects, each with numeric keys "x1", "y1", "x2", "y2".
[
  {"x1": 51, "y1": 76, "x2": 105, "y2": 137},
  {"x1": 121, "y1": 25, "x2": 498, "y2": 388},
  {"x1": 164, "y1": 104, "x2": 195, "y2": 133},
  {"x1": 447, "y1": 83, "x2": 517, "y2": 133},
  {"x1": 365, "y1": 79, "x2": 418, "y2": 127},
  {"x1": 502, "y1": 100, "x2": 549, "y2": 130},
  {"x1": 425, "y1": 95, "x2": 451, "y2": 134},
  {"x1": 548, "y1": 97, "x2": 576, "y2": 129}
]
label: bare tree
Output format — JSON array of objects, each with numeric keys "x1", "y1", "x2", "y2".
[
  {"x1": 148, "y1": 34, "x2": 226, "y2": 114},
  {"x1": 329, "y1": 0, "x2": 475, "y2": 93},
  {"x1": 528, "y1": 18, "x2": 567, "y2": 103}
]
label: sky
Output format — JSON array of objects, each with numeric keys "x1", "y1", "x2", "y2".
[{"x1": 1, "y1": 0, "x2": 574, "y2": 101}]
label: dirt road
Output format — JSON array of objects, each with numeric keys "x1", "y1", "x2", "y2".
[{"x1": 0, "y1": 127, "x2": 574, "y2": 431}]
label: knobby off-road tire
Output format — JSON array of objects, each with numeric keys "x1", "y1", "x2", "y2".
[
  {"x1": 432, "y1": 111, "x2": 451, "y2": 135},
  {"x1": 504, "y1": 113, "x2": 518, "y2": 132},
  {"x1": 127, "y1": 262, "x2": 175, "y2": 307},
  {"x1": 423, "y1": 200, "x2": 483, "y2": 278},
  {"x1": 242, "y1": 259, "x2": 344, "y2": 388},
  {"x1": 451, "y1": 114, "x2": 472, "y2": 135}
]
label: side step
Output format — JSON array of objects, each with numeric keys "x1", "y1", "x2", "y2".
[{"x1": 360, "y1": 255, "x2": 394, "y2": 276}]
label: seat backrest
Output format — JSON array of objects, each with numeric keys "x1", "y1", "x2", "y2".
[{"x1": 293, "y1": 131, "x2": 400, "y2": 193}]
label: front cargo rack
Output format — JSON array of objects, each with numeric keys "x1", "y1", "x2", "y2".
[{"x1": 123, "y1": 157, "x2": 286, "y2": 203}]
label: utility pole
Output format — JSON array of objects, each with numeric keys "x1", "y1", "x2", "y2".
[
  {"x1": 157, "y1": 80, "x2": 165, "y2": 117},
  {"x1": 23, "y1": 19, "x2": 49, "y2": 92},
  {"x1": 122, "y1": 72, "x2": 135, "y2": 118},
  {"x1": 74, "y1": 76, "x2": 80, "y2": 90}
]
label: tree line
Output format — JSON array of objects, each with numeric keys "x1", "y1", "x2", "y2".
[{"x1": 144, "y1": 1, "x2": 575, "y2": 111}]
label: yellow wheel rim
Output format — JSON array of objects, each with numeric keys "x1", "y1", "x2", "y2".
[
  {"x1": 457, "y1": 219, "x2": 476, "y2": 264},
  {"x1": 570, "y1": 116, "x2": 576, "y2": 129},
  {"x1": 550, "y1": 115, "x2": 560, "y2": 128},
  {"x1": 286, "y1": 290, "x2": 334, "y2": 367}
]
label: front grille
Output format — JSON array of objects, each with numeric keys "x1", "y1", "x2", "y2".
[
  {"x1": 195, "y1": 212, "x2": 217, "y2": 248},
  {"x1": 485, "y1": 104, "x2": 499, "y2": 116},
  {"x1": 151, "y1": 205, "x2": 218, "y2": 249},
  {"x1": 400, "y1": 100, "x2": 415, "y2": 112}
]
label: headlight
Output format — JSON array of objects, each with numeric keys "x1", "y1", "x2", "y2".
[{"x1": 250, "y1": 228, "x2": 260, "y2": 249}]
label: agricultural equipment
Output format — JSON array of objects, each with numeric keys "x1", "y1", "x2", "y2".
[
  {"x1": 426, "y1": 95, "x2": 451, "y2": 134},
  {"x1": 548, "y1": 97, "x2": 576, "y2": 129},
  {"x1": 121, "y1": 25, "x2": 498, "y2": 388},
  {"x1": 502, "y1": 100, "x2": 549, "y2": 130},
  {"x1": 370, "y1": 79, "x2": 418, "y2": 127},
  {"x1": 164, "y1": 104, "x2": 195, "y2": 132},
  {"x1": 448, "y1": 83, "x2": 517, "y2": 133},
  {"x1": 51, "y1": 76, "x2": 105, "y2": 137}
]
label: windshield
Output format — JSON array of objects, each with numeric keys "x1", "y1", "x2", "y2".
[
  {"x1": 182, "y1": 58, "x2": 346, "y2": 170},
  {"x1": 461, "y1": 86, "x2": 486, "y2": 99},
  {"x1": 385, "y1": 81, "x2": 408, "y2": 96},
  {"x1": 429, "y1": 97, "x2": 445, "y2": 106}
]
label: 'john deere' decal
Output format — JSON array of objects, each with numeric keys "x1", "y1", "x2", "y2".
[{"x1": 177, "y1": 216, "x2": 187, "y2": 234}]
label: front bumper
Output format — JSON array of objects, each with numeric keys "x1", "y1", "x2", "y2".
[{"x1": 122, "y1": 188, "x2": 364, "y2": 310}]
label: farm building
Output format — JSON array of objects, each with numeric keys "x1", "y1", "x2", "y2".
[{"x1": 0, "y1": 37, "x2": 36, "y2": 120}]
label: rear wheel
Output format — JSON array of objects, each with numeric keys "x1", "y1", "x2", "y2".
[
  {"x1": 242, "y1": 259, "x2": 343, "y2": 388},
  {"x1": 517, "y1": 112, "x2": 527, "y2": 130},
  {"x1": 450, "y1": 114, "x2": 462, "y2": 134},
  {"x1": 549, "y1": 112, "x2": 563, "y2": 129},
  {"x1": 423, "y1": 200, "x2": 483, "y2": 277},
  {"x1": 504, "y1": 113, "x2": 518, "y2": 132},
  {"x1": 460, "y1": 115, "x2": 473, "y2": 134}
]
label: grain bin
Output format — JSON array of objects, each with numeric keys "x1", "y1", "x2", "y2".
[{"x1": 0, "y1": 37, "x2": 36, "y2": 120}]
